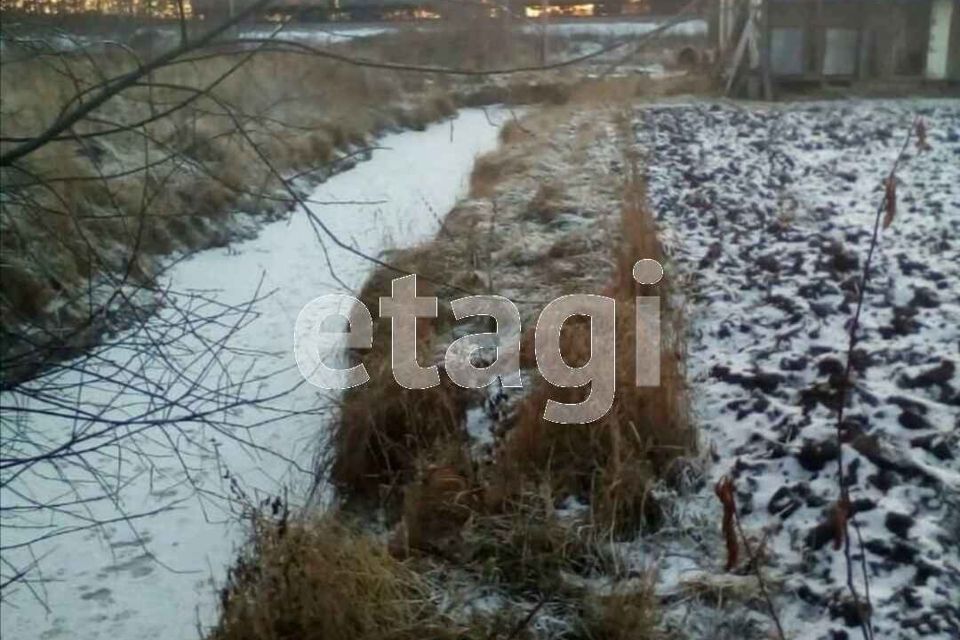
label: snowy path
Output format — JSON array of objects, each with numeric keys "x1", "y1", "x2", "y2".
[{"x1": 0, "y1": 109, "x2": 505, "y2": 640}]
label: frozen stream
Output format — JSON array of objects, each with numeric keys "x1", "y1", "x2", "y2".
[{"x1": 0, "y1": 108, "x2": 506, "y2": 640}]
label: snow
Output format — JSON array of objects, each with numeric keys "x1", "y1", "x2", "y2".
[
  {"x1": 241, "y1": 18, "x2": 707, "y2": 44},
  {"x1": 520, "y1": 18, "x2": 707, "y2": 38},
  {"x1": 238, "y1": 24, "x2": 392, "y2": 45},
  {"x1": 633, "y1": 99, "x2": 959, "y2": 639},
  {"x1": 0, "y1": 108, "x2": 507, "y2": 640},
  {"x1": 240, "y1": 18, "x2": 706, "y2": 49}
]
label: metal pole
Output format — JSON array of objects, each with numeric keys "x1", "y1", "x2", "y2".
[
  {"x1": 760, "y1": 0, "x2": 773, "y2": 99},
  {"x1": 540, "y1": 0, "x2": 549, "y2": 66}
]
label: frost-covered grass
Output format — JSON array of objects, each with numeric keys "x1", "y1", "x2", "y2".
[
  {"x1": 313, "y1": 79, "x2": 710, "y2": 639},
  {"x1": 498, "y1": 164, "x2": 693, "y2": 536},
  {"x1": 0, "y1": 19, "x2": 577, "y2": 381},
  {"x1": 0, "y1": 41, "x2": 454, "y2": 375}
]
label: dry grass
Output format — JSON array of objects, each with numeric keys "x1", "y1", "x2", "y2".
[
  {"x1": 329, "y1": 247, "x2": 471, "y2": 503},
  {"x1": 470, "y1": 153, "x2": 510, "y2": 199},
  {"x1": 0, "y1": 23, "x2": 589, "y2": 379},
  {"x1": 322, "y1": 153, "x2": 687, "y2": 637},
  {"x1": 212, "y1": 508, "x2": 579, "y2": 640},
  {"x1": 313, "y1": 94, "x2": 701, "y2": 639},
  {"x1": 679, "y1": 572, "x2": 781, "y2": 607},
  {"x1": 331, "y1": 101, "x2": 695, "y2": 545},
  {"x1": 391, "y1": 463, "x2": 616, "y2": 598},
  {"x1": 353, "y1": 18, "x2": 540, "y2": 73},
  {"x1": 465, "y1": 489, "x2": 616, "y2": 597},
  {"x1": 499, "y1": 118, "x2": 533, "y2": 145},
  {"x1": 523, "y1": 182, "x2": 564, "y2": 223},
  {"x1": 0, "y1": 34, "x2": 483, "y2": 377},
  {"x1": 211, "y1": 515, "x2": 461, "y2": 640},
  {"x1": 327, "y1": 109, "x2": 541, "y2": 503},
  {"x1": 469, "y1": 147, "x2": 532, "y2": 199},
  {"x1": 392, "y1": 458, "x2": 477, "y2": 557},
  {"x1": 332, "y1": 362, "x2": 469, "y2": 503},
  {"x1": 567, "y1": 72, "x2": 717, "y2": 106},
  {"x1": 493, "y1": 168, "x2": 694, "y2": 536},
  {"x1": 581, "y1": 576, "x2": 663, "y2": 640}
]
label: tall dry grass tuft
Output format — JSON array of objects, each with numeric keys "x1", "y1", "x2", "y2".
[
  {"x1": 524, "y1": 182, "x2": 563, "y2": 223},
  {"x1": 464, "y1": 488, "x2": 617, "y2": 597},
  {"x1": 211, "y1": 515, "x2": 457, "y2": 640},
  {"x1": 329, "y1": 249, "x2": 469, "y2": 503},
  {"x1": 581, "y1": 574, "x2": 662, "y2": 640},
  {"x1": 332, "y1": 359, "x2": 469, "y2": 503},
  {"x1": 469, "y1": 144, "x2": 531, "y2": 199},
  {"x1": 494, "y1": 166, "x2": 694, "y2": 535},
  {"x1": 392, "y1": 458, "x2": 477, "y2": 557}
]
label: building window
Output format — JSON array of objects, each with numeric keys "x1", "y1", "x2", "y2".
[
  {"x1": 770, "y1": 28, "x2": 805, "y2": 76},
  {"x1": 824, "y1": 28, "x2": 859, "y2": 76}
]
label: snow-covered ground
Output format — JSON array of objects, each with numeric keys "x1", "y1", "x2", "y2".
[
  {"x1": 519, "y1": 17, "x2": 706, "y2": 38},
  {"x1": 633, "y1": 100, "x2": 959, "y2": 639},
  {"x1": 0, "y1": 109, "x2": 506, "y2": 640},
  {"x1": 242, "y1": 17, "x2": 706, "y2": 46},
  {"x1": 1, "y1": 17, "x2": 706, "y2": 61},
  {"x1": 238, "y1": 24, "x2": 391, "y2": 44}
]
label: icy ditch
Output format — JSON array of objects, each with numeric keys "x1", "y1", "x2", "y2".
[
  {"x1": 0, "y1": 108, "x2": 507, "y2": 640},
  {"x1": 632, "y1": 100, "x2": 959, "y2": 639}
]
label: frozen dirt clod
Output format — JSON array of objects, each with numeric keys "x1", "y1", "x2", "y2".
[{"x1": 634, "y1": 100, "x2": 959, "y2": 640}]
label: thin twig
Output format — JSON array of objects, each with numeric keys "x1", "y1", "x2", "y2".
[{"x1": 832, "y1": 116, "x2": 917, "y2": 640}]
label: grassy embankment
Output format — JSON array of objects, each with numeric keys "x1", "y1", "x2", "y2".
[
  {"x1": 0, "y1": 22, "x2": 572, "y2": 382},
  {"x1": 214, "y1": 75, "x2": 712, "y2": 639}
]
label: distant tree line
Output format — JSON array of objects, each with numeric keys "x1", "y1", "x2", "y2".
[
  {"x1": 0, "y1": 0, "x2": 192, "y2": 18},
  {"x1": 0, "y1": 0, "x2": 696, "y2": 22}
]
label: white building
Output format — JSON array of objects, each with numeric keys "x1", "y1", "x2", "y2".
[{"x1": 714, "y1": 0, "x2": 959, "y2": 97}]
